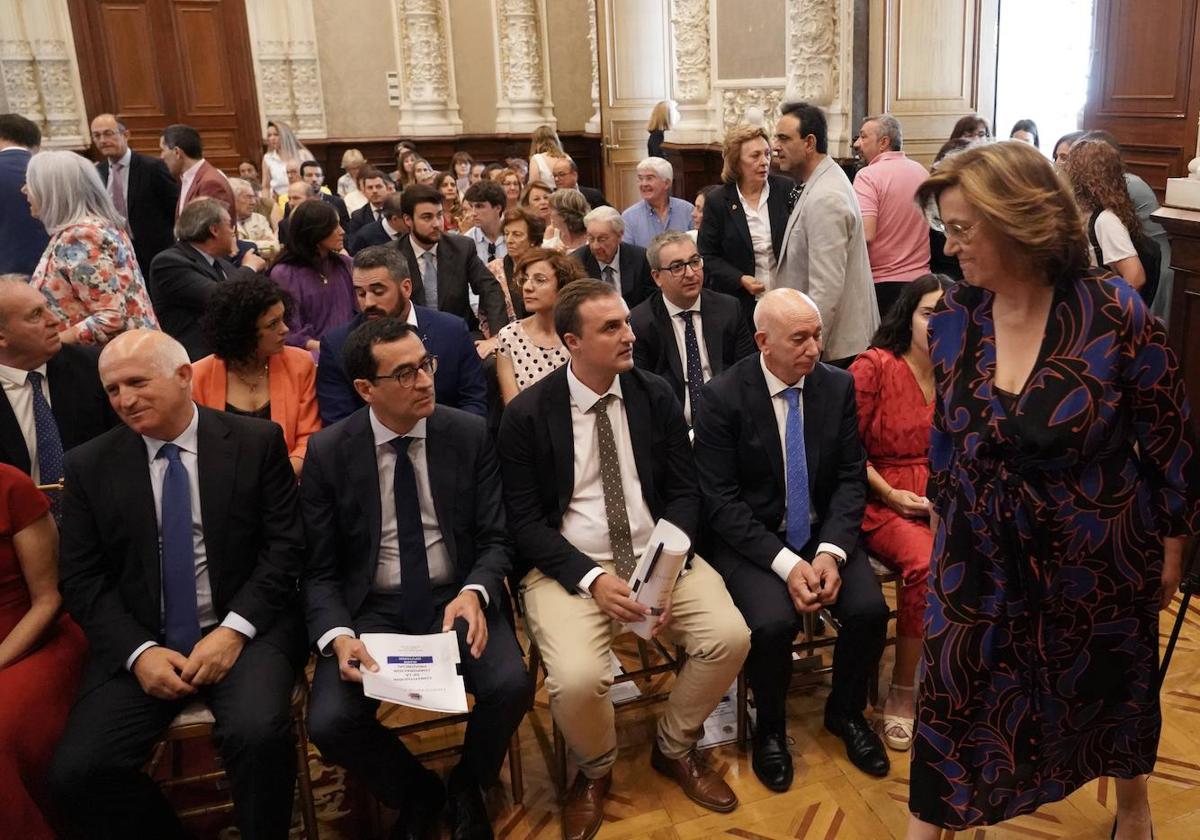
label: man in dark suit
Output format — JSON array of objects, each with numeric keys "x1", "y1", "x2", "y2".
[
  {"x1": 318, "y1": 245, "x2": 487, "y2": 424},
  {"x1": 92, "y1": 113, "x2": 180, "y2": 273},
  {"x1": 160, "y1": 123, "x2": 235, "y2": 218},
  {"x1": 498, "y1": 280, "x2": 749, "y2": 840},
  {"x1": 304, "y1": 317, "x2": 531, "y2": 840},
  {"x1": 396, "y1": 184, "x2": 507, "y2": 338},
  {"x1": 570, "y1": 205, "x2": 654, "y2": 309},
  {"x1": 348, "y1": 192, "x2": 406, "y2": 256},
  {"x1": 630, "y1": 231, "x2": 754, "y2": 425},
  {"x1": 693, "y1": 288, "x2": 889, "y2": 791},
  {"x1": 0, "y1": 114, "x2": 49, "y2": 275},
  {"x1": 0, "y1": 277, "x2": 115, "y2": 483},
  {"x1": 149, "y1": 198, "x2": 267, "y2": 359},
  {"x1": 49, "y1": 329, "x2": 306, "y2": 840},
  {"x1": 548, "y1": 153, "x2": 609, "y2": 208},
  {"x1": 345, "y1": 166, "x2": 390, "y2": 237},
  {"x1": 300, "y1": 160, "x2": 351, "y2": 228}
]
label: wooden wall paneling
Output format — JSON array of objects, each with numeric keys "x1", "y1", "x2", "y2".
[{"x1": 1152, "y1": 207, "x2": 1200, "y2": 432}]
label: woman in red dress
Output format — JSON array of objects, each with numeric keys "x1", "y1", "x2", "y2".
[
  {"x1": 849, "y1": 273, "x2": 950, "y2": 752},
  {"x1": 0, "y1": 464, "x2": 87, "y2": 838}
]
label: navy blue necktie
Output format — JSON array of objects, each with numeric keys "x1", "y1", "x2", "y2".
[
  {"x1": 679, "y1": 311, "x2": 704, "y2": 424},
  {"x1": 26, "y1": 372, "x2": 63, "y2": 511},
  {"x1": 157, "y1": 443, "x2": 201, "y2": 654},
  {"x1": 390, "y1": 437, "x2": 434, "y2": 632},
  {"x1": 782, "y1": 387, "x2": 811, "y2": 551}
]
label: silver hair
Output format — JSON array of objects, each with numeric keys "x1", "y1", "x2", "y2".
[
  {"x1": 753, "y1": 288, "x2": 822, "y2": 331},
  {"x1": 174, "y1": 198, "x2": 229, "y2": 243},
  {"x1": 26, "y1": 150, "x2": 124, "y2": 233},
  {"x1": 583, "y1": 204, "x2": 625, "y2": 236},
  {"x1": 99, "y1": 329, "x2": 191, "y2": 380},
  {"x1": 637, "y1": 156, "x2": 674, "y2": 182},
  {"x1": 646, "y1": 230, "x2": 694, "y2": 270},
  {"x1": 548, "y1": 188, "x2": 590, "y2": 235},
  {"x1": 866, "y1": 114, "x2": 903, "y2": 151},
  {"x1": 229, "y1": 177, "x2": 256, "y2": 197}
]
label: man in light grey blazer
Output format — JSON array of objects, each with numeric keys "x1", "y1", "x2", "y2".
[{"x1": 773, "y1": 102, "x2": 879, "y2": 366}]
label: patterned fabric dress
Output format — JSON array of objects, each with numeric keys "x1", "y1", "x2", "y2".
[{"x1": 910, "y1": 276, "x2": 1200, "y2": 828}]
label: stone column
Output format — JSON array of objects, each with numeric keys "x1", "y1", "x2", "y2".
[
  {"x1": 492, "y1": 0, "x2": 556, "y2": 132},
  {"x1": 392, "y1": 0, "x2": 463, "y2": 136},
  {"x1": 0, "y1": 0, "x2": 88, "y2": 147},
  {"x1": 666, "y1": 0, "x2": 717, "y2": 144},
  {"x1": 585, "y1": 0, "x2": 601, "y2": 133},
  {"x1": 245, "y1": 0, "x2": 328, "y2": 138}
]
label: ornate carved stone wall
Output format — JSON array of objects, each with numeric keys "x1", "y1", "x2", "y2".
[
  {"x1": 784, "y1": 0, "x2": 855, "y2": 154},
  {"x1": 668, "y1": 0, "x2": 717, "y2": 143},
  {"x1": 585, "y1": 0, "x2": 601, "y2": 133},
  {"x1": 0, "y1": 0, "x2": 87, "y2": 148},
  {"x1": 492, "y1": 0, "x2": 555, "y2": 131},
  {"x1": 245, "y1": 0, "x2": 328, "y2": 138},
  {"x1": 392, "y1": 0, "x2": 463, "y2": 135}
]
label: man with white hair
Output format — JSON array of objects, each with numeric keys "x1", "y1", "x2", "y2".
[
  {"x1": 694, "y1": 288, "x2": 890, "y2": 790},
  {"x1": 570, "y1": 205, "x2": 655, "y2": 308},
  {"x1": 620, "y1": 156, "x2": 695, "y2": 247},
  {"x1": 50, "y1": 329, "x2": 306, "y2": 840}
]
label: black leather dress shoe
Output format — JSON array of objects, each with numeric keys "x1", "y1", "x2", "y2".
[
  {"x1": 751, "y1": 730, "x2": 794, "y2": 792},
  {"x1": 824, "y1": 711, "x2": 890, "y2": 777},
  {"x1": 390, "y1": 772, "x2": 446, "y2": 840},
  {"x1": 449, "y1": 783, "x2": 493, "y2": 840}
]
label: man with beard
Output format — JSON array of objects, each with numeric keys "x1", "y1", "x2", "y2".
[{"x1": 316, "y1": 245, "x2": 487, "y2": 424}]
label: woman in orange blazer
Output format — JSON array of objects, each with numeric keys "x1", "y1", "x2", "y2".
[{"x1": 193, "y1": 275, "x2": 321, "y2": 473}]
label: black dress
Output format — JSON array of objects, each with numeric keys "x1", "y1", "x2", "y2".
[{"x1": 648, "y1": 129, "x2": 664, "y2": 159}]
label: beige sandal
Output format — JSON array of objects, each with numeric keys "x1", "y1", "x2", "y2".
[{"x1": 882, "y1": 714, "x2": 914, "y2": 751}]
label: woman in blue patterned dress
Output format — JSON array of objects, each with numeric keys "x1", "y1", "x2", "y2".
[{"x1": 907, "y1": 141, "x2": 1199, "y2": 840}]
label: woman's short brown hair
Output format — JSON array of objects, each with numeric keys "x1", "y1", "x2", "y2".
[
  {"x1": 519, "y1": 180, "x2": 552, "y2": 208},
  {"x1": 502, "y1": 206, "x2": 545, "y2": 244},
  {"x1": 514, "y1": 247, "x2": 586, "y2": 292},
  {"x1": 915, "y1": 140, "x2": 1089, "y2": 286},
  {"x1": 721, "y1": 124, "x2": 771, "y2": 184}
]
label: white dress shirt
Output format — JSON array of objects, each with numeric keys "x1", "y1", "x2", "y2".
[
  {"x1": 105, "y1": 148, "x2": 132, "y2": 208},
  {"x1": 316, "y1": 407, "x2": 487, "y2": 654},
  {"x1": 737, "y1": 181, "x2": 776, "y2": 290},
  {"x1": 598, "y1": 249, "x2": 622, "y2": 291},
  {"x1": 758, "y1": 355, "x2": 847, "y2": 583},
  {"x1": 381, "y1": 217, "x2": 401, "y2": 241},
  {"x1": 0, "y1": 362, "x2": 49, "y2": 483},
  {"x1": 562, "y1": 364, "x2": 657, "y2": 595},
  {"x1": 126, "y1": 404, "x2": 256, "y2": 670},
  {"x1": 464, "y1": 225, "x2": 506, "y2": 264},
  {"x1": 177, "y1": 158, "x2": 206, "y2": 216},
  {"x1": 661, "y1": 294, "x2": 712, "y2": 425}
]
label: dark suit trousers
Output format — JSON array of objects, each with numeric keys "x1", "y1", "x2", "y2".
[
  {"x1": 723, "y1": 545, "x2": 887, "y2": 733},
  {"x1": 307, "y1": 590, "x2": 532, "y2": 807},
  {"x1": 49, "y1": 637, "x2": 299, "y2": 840}
]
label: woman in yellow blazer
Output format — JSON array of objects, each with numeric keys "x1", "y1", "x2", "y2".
[{"x1": 193, "y1": 275, "x2": 321, "y2": 473}]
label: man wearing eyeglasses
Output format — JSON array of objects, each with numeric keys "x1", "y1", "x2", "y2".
[
  {"x1": 630, "y1": 231, "x2": 754, "y2": 426},
  {"x1": 91, "y1": 113, "x2": 179, "y2": 273},
  {"x1": 303, "y1": 317, "x2": 531, "y2": 840}
]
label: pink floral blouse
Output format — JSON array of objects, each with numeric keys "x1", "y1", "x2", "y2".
[{"x1": 31, "y1": 216, "x2": 158, "y2": 345}]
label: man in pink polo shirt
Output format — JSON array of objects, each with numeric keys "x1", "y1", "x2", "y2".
[{"x1": 852, "y1": 115, "x2": 931, "y2": 316}]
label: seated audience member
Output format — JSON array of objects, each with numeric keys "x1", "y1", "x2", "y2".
[
  {"x1": 469, "y1": 162, "x2": 486, "y2": 185},
  {"x1": 436, "y1": 171, "x2": 464, "y2": 232},
  {"x1": 394, "y1": 146, "x2": 417, "y2": 189},
  {"x1": 231, "y1": 177, "x2": 279, "y2": 258},
  {"x1": 689, "y1": 185, "x2": 720, "y2": 243},
  {"x1": 505, "y1": 158, "x2": 530, "y2": 184},
  {"x1": 499, "y1": 168, "x2": 523, "y2": 211},
  {"x1": 160, "y1": 123, "x2": 235, "y2": 217},
  {"x1": 847, "y1": 274, "x2": 949, "y2": 752},
  {"x1": 947, "y1": 114, "x2": 990, "y2": 143},
  {"x1": 192, "y1": 276, "x2": 320, "y2": 474},
  {"x1": 49, "y1": 329, "x2": 306, "y2": 840},
  {"x1": 549, "y1": 152, "x2": 608, "y2": 209},
  {"x1": 348, "y1": 193, "x2": 406, "y2": 255},
  {"x1": 487, "y1": 207, "x2": 546, "y2": 329},
  {"x1": 0, "y1": 276, "x2": 116, "y2": 485},
  {"x1": 926, "y1": 139, "x2": 972, "y2": 282},
  {"x1": 571, "y1": 205, "x2": 655, "y2": 308},
  {"x1": 621, "y1": 156, "x2": 694, "y2": 247},
  {"x1": 462, "y1": 179, "x2": 508, "y2": 265},
  {"x1": 631, "y1": 232, "x2": 754, "y2": 426},
  {"x1": 0, "y1": 463, "x2": 87, "y2": 840},
  {"x1": 270, "y1": 199, "x2": 355, "y2": 355},
  {"x1": 693, "y1": 288, "x2": 890, "y2": 788},
  {"x1": 520, "y1": 180, "x2": 558, "y2": 248},
  {"x1": 92, "y1": 113, "x2": 180, "y2": 274},
  {"x1": 773, "y1": 102, "x2": 879, "y2": 365},
  {"x1": 499, "y1": 280, "x2": 750, "y2": 840},
  {"x1": 482, "y1": 163, "x2": 505, "y2": 183},
  {"x1": 27, "y1": 151, "x2": 158, "y2": 345},
  {"x1": 495, "y1": 248, "x2": 583, "y2": 404},
  {"x1": 1051, "y1": 130, "x2": 1085, "y2": 168},
  {"x1": 0, "y1": 113, "x2": 50, "y2": 275},
  {"x1": 413, "y1": 158, "x2": 436, "y2": 187},
  {"x1": 149, "y1": 198, "x2": 267, "y2": 360},
  {"x1": 851, "y1": 114, "x2": 932, "y2": 315},
  {"x1": 528, "y1": 124, "x2": 563, "y2": 187},
  {"x1": 1009, "y1": 118, "x2": 1039, "y2": 147},
  {"x1": 698, "y1": 125, "x2": 792, "y2": 327},
  {"x1": 301, "y1": 161, "x2": 350, "y2": 228},
  {"x1": 451, "y1": 150, "x2": 474, "y2": 194},
  {"x1": 337, "y1": 148, "x2": 365, "y2": 198},
  {"x1": 317, "y1": 245, "x2": 487, "y2": 424},
  {"x1": 396, "y1": 184, "x2": 508, "y2": 342},
  {"x1": 549, "y1": 188, "x2": 590, "y2": 253},
  {"x1": 304, "y1": 317, "x2": 532, "y2": 840},
  {"x1": 275, "y1": 179, "x2": 318, "y2": 242},
  {"x1": 345, "y1": 167, "x2": 390, "y2": 237}
]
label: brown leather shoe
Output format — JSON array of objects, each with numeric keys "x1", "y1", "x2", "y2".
[
  {"x1": 561, "y1": 770, "x2": 610, "y2": 840},
  {"x1": 650, "y1": 742, "x2": 738, "y2": 813}
]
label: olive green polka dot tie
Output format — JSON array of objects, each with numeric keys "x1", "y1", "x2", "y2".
[{"x1": 593, "y1": 394, "x2": 637, "y2": 579}]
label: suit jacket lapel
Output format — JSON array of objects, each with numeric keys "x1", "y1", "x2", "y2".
[
  {"x1": 698, "y1": 291, "x2": 725, "y2": 373},
  {"x1": 546, "y1": 374, "x2": 575, "y2": 514},
  {"x1": 802, "y1": 365, "x2": 823, "y2": 494},
  {"x1": 767, "y1": 176, "x2": 790, "y2": 257},
  {"x1": 0, "y1": 389, "x2": 30, "y2": 473},
  {"x1": 45, "y1": 354, "x2": 79, "y2": 458},
  {"x1": 196, "y1": 408, "x2": 236, "y2": 594},
  {"x1": 398, "y1": 238, "x2": 424, "y2": 306},
  {"x1": 110, "y1": 427, "x2": 161, "y2": 610},
  {"x1": 746, "y1": 360, "x2": 784, "y2": 493},
  {"x1": 651, "y1": 295, "x2": 684, "y2": 387},
  {"x1": 621, "y1": 372, "x2": 655, "y2": 503},
  {"x1": 725, "y1": 182, "x2": 753, "y2": 254},
  {"x1": 619, "y1": 247, "x2": 639, "y2": 298},
  {"x1": 343, "y1": 410, "x2": 382, "y2": 574},
  {"x1": 424, "y1": 410, "x2": 456, "y2": 563}
]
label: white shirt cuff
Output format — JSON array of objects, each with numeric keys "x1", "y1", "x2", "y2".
[
  {"x1": 771, "y1": 548, "x2": 803, "y2": 583},
  {"x1": 576, "y1": 567, "x2": 605, "y2": 598},
  {"x1": 125, "y1": 641, "x2": 158, "y2": 671},
  {"x1": 815, "y1": 542, "x2": 846, "y2": 565},
  {"x1": 221, "y1": 612, "x2": 257, "y2": 640},
  {"x1": 461, "y1": 584, "x2": 489, "y2": 608},
  {"x1": 317, "y1": 627, "x2": 355, "y2": 656}
]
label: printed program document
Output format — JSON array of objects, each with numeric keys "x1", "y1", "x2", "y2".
[
  {"x1": 625, "y1": 519, "x2": 690, "y2": 640},
  {"x1": 359, "y1": 631, "x2": 469, "y2": 713}
]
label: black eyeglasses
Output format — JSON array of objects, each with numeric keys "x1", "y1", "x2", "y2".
[
  {"x1": 659, "y1": 256, "x2": 704, "y2": 277},
  {"x1": 371, "y1": 355, "x2": 438, "y2": 388}
]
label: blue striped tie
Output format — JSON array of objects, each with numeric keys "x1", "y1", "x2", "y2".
[{"x1": 782, "y1": 387, "x2": 811, "y2": 551}]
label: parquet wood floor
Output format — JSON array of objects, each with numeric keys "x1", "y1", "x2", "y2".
[{"x1": 194, "y1": 590, "x2": 1200, "y2": 840}]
